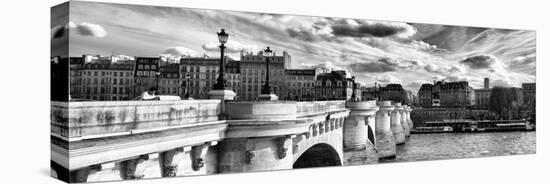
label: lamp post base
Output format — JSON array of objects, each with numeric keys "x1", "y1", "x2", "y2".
[
  {"x1": 258, "y1": 93, "x2": 278, "y2": 101},
  {"x1": 207, "y1": 89, "x2": 236, "y2": 100}
]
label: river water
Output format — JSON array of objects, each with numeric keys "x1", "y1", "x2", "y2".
[{"x1": 380, "y1": 131, "x2": 536, "y2": 163}]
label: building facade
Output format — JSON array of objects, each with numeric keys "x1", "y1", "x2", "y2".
[
  {"x1": 379, "y1": 84, "x2": 409, "y2": 105},
  {"x1": 69, "y1": 57, "x2": 85, "y2": 99},
  {"x1": 108, "y1": 61, "x2": 134, "y2": 100},
  {"x1": 474, "y1": 89, "x2": 491, "y2": 110},
  {"x1": 133, "y1": 57, "x2": 160, "y2": 98},
  {"x1": 239, "y1": 50, "x2": 290, "y2": 100},
  {"x1": 314, "y1": 71, "x2": 353, "y2": 100},
  {"x1": 69, "y1": 55, "x2": 135, "y2": 101},
  {"x1": 284, "y1": 69, "x2": 316, "y2": 100},
  {"x1": 418, "y1": 80, "x2": 475, "y2": 108},
  {"x1": 522, "y1": 83, "x2": 536, "y2": 112},
  {"x1": 159, "y1": 62, "x2": 181, "y2": 96},
  {"x1": 226, "y1": 59, "x2": 241, "y2": 98},
  {"x1": 179, "y1": 56, "x2": 239, "y2": 99}
]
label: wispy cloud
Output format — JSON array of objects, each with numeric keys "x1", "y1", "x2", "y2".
[{"x1": 66, "y1": 1, "x2": 536, "y2": 90}]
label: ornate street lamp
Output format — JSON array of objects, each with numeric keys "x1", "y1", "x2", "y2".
[
  {"x1": 257, "y1": 46, "x2": 278, "y2": 101},
  {"x1": 213, "y1": 29, "x2": 229, "y2": 90},
  {"x1": 261, "y1": 47, "x2": 273, "y2": 95}
]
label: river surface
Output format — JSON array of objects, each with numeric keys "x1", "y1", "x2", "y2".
[{"x1": 380, "y1": 131, "x2": 536, "y2": 163}]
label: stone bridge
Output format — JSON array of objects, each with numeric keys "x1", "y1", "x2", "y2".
[{"x1": 51, "y1": 99, "x2": 414, "y2": 183}]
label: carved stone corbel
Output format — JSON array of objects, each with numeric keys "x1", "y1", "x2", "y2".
[
  {"x1": 191, "y1": 142, "x2": 215, "y2": 171},
  {"x1": 160, "y1": 150, "x2": 179, "y2": 177},
  {"x1": 245, "y1": 150, "x2": 255, "y2": 164},
  {"x1": 305, "y1": 125, "x2": 312, "y2": 139},
  {"x1": 121, "y1": 154, "x2": 148, "y2": 180},
  {"x1": 312, "y1": 124, "x2": 318, "y2": 137},
  {"x1": 318, "y1": 122, "x2": 324, "y2": 134},
  {"x1": 70, "y1": 167, "x2": 90, "y2": 183},
  {"x1": 276, "y1": 135, "x2": 293, "y2": 159}
]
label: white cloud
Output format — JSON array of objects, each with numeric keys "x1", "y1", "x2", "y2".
[
  {"x1": 74, "y1": 22, "x2": 108, "y2": 38},
  {"x1": 375, "y1": 75, "x2": 402, "y2": 84},
  {"x1": 161, "y1": 46, "x2": 199, "y2": 59},
  {"x1": 201, "y1": 41, "x2": 259, "y2": 53}
]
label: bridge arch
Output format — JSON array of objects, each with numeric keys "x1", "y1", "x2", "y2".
[
  {"x1": 293, "y1": 143, "x2": 341, "y2": 169},
  {"x1": 367, "y1": 124, "x2": 375, "y2": 146}
]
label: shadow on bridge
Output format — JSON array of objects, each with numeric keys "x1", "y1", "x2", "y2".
[{"x1": 292, "y1": 143, "x2": 341, "y2": 169}]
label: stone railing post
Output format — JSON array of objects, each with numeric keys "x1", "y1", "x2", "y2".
[
  {"x1": 405, "y1": 106, "x2": 414, "y2": 130},
  {"x1": 391, "y1": 102, "x2": 406, "y2": 145},
  {"x1": 401, "y1": 105, "x2": 411, "y2": 137},
  {"x1": 343, "y1": 100, "x2": 378, "y2": 151},
  {"x1": 375, "y1": 101, "x2": 396, "y2": 159}
]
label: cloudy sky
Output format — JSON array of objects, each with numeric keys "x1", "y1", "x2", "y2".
[{"x1": 51, "y1": 1, "x2": 536, "y2": 92}]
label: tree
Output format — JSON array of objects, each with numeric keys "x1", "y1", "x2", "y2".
[{"x1": 488, "y1": 87, "x2": 523, "y2": 120}]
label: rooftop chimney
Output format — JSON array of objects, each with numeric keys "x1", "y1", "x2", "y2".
[{"x1": 484, "y1": 78, "x2": 490, "y2": 89}]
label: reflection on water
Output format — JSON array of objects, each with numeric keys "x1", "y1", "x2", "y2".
[{"x1": 381, "y1": 132, "x2": 536, "y2": 163}]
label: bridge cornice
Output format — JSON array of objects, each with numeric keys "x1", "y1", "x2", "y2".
[
  {"x1": 345, "y1": 100, "x2": 379, "y2": 116},
  {"x1": 53, "y1": 120, "x2": 227, "y2": 170},
  {"x1": 225, "y1": 119, "x2": 310, "y2": 138}
]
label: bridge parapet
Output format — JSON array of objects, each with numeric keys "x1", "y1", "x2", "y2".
[
  {"x1": 52, "y1": 100, "x2": 222, "y2": 139},
  {"x1": 51, "y1": 100, "x2": 225, "y2": 182},
  {"x1": 296, "y1": 101, "x2": 347, "y2": 117}
]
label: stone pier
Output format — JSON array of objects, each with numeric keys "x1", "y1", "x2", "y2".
[
  {"x1": 343, "y1": 100, "x2": 379, "y2": 151},
  {"x1": 220, "y1": 101, "x2": 300, "y2": 173},
  {"x1": 401, "y1": 105, "x2": 411, "y2": 137},
  {"x1": 391, "y1": 102, "x2": 406, "y2": 145},
  {"x1": 375, "y1": 101, "x2": 396, "y2": 159},
  {"x1": 405, "y1": 106, "x2": 414, "y2": 130}
]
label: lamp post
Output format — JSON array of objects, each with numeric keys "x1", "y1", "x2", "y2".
[
  {"x1": 213, "y1": 29, "x2": 229, "y2": 90},
  {"x1": 257, "y1": 46, "x2": 278, "y2": 101},
  {"x1": 261, "y1": 47, "x2": 273, "y2": 95}
]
